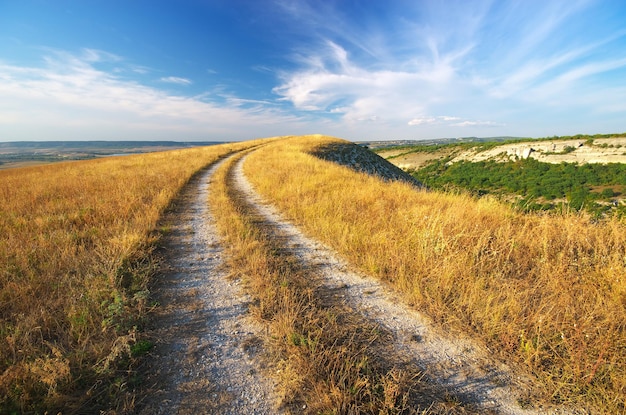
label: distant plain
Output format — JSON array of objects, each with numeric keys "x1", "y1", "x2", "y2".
[{"x1": 0, "y1": 141, "x2": 223, "y2": 170}]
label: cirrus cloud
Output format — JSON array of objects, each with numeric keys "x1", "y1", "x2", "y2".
[
  {"x1": 160, "y1": 76, "x2": 192, "y2": 85},
  {"x1": 408, "y1": 115, "x2": 500, "y2": 128}
]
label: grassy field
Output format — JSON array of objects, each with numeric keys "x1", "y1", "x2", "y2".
[
  {"x1": 244, "y1": 135, "x2": 626, "y2": 413},
  {"x1": 3, "y1": 134, "x2": 625, "y2": 413},
  {"x1": 0, "y1": 141, "x2": 259, "y2": 413}
]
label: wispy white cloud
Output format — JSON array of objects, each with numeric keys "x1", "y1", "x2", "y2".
[
  {"x1": 486, "y1": 48, "x2": 587, "y2": 98},
  {"x1": 2, "y1": 0, "x2": 626, "y2": 142},
  {"x1": 271, "y1": 1, "x2": 498, "y2": 134},
  {"x1": 451, "y1": 120, "x2": 501, "y2": 128},
  {"x1": 553, "y1": 58, "x2": 626, "y2": 85},
  {"x1": 440, "y1": 116, "x2": 461, "y2": 122},
  {"x1": 485, "y1": 28, "x2": 626, "y2": 100},
  {"x1": 0, "y1": 49, "x2": 304, "y2": 140},
  {"x1": 160, "y1": 76, "x2": 192, "y2": 85},
  {"x1": 494, "y1": 1, "x2": 590, "y2": 65},
  {"x1": 223, "y1": 96, "x2": 276, "y2": 107},
  {"x1": 274, "y1": 0, "x2": 387, "y2": 60},
  {"x1": 271, "y1": 0, "x2": 626, "y2": 138},
  {"x1": 274, "y1": 40, "x2": 466, "y2": 126},
  {"x1": 408, "y1": 117, "x2": 437, "y2": 126},
  {"x1": 408, "y1": 115, "x2": 498, "y2": 128}
]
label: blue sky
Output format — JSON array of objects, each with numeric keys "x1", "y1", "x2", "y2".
[{"x1": 1, "y1": 0, "x2": 626, "y2": 142}]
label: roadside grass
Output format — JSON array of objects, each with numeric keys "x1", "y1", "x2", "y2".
[
  {"x1": 0, "y1": 141, "x2": 260, "y2": 413},
  {"x1": 209, "y1": 149, "x2": 470, "y2": 414},
  {"x1": 244, "y1": 135, "x2": 626, "y2": 413}
]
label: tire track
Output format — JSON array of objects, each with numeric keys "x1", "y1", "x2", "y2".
[
  {"x1": 232, "y1": 153, "x2": 581, "y2": 415},
  {"x1": 138, "y1": 156, "x2": 283, "y2": 415}
]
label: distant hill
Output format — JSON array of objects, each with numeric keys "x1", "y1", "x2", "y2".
[
  {"x1": 377, "y1": 136, "x2": 626, "y2": 167},
  {"x1": 358, "y1": 136, "x2": 527, "y2": 150},
  {"x1": 0, "y1": 140, "x2": 223, "y2": 152}
]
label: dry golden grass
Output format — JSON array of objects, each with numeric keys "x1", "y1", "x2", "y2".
[
  {"x1": 0, "y1": 142, "x2": 261, "y2": 413},
  {"x1": 244, "y1": 135, "x2": 626, "y2": 413},
  {"x1": 209, "y1": 149, "x2": 467, "y2": 414},
  {"x1": 4, "y1": 133, "x2": 625, "y2": 413}
]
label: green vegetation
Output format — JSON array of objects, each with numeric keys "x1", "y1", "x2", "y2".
[
  {"x1": 551, "y1": 132, "x2": 626, "y2": 141},
  {"x1": 411, "y1": 157, "x2": 626, "y2": 216}
]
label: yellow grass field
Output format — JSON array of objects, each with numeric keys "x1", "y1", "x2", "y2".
[
  {"x1": 244, "y1": 135, "x2": 626, "y2": 413},
  {"x1": 0, "y1": 141, "x2": 260, "y2": 413},
  {"x1": 2, "y1": 134, "x2": 625, "y2": 413}
]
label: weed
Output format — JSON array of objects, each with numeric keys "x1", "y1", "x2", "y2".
[{"x1": 130, "y1": 340, "x2": 154, "y2": 357}]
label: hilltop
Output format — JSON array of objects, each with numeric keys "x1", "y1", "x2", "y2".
[{"x1": 2, "y1": 135, "x2": 625, "y2": 414}]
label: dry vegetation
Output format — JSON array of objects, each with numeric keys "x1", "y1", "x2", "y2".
[
  {"x1": 0, "y1": 141, "x2": 260, "y2": 413},
  {"x1": 3, "y1": 133, "x2": 625, "y2": 413},
  {"x1": 244, "y1": 135, "x2": 626, "y2": 413},
  {"x1": 209, "y1": 149, "x2": 468, "y2": 414}
]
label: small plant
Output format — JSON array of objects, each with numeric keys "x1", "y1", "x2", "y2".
[{"x1": 130, "y1": 339, "x2": 154, "y2": 357}]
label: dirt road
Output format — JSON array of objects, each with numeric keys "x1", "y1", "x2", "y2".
[
  {"x1": 137, "y1": 149, "x2": 583, "y2": 414},
  {"x1": 137, "y1": 158, "x2": 283, "y2": 414}
]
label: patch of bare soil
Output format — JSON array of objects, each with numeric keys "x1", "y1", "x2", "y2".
[
  {"x1": 136, "y1": 159, "x2": 283, "y2": 414},
  {"x1": 233, "y1": 155, "x2": 583, "y2": 415}
]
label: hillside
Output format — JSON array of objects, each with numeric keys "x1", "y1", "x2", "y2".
[
  {"x1": 377, "y1": 136, "x2": 626, "y2": 216},
  {"x1": 378, "y1": 136, "x2": 626, "y2": 170},
  {"x1": 244, "y1": 137, "x2": 626, "y2": 413}
]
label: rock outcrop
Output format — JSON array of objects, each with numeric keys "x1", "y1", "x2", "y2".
[{"x1": 310, "y1": 142, "x2": 423, "y2": 187}]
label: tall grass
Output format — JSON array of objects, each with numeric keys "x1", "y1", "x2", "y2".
[
  {"x1": 0, "y1": 142, "x2": 259, "y2": 413},
  {"x1": 209, "y1": 149, "x2": 466, "y2": 414},
  {"x1": 244, "y1": 135, "x2": 626, "y2": 413}
]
